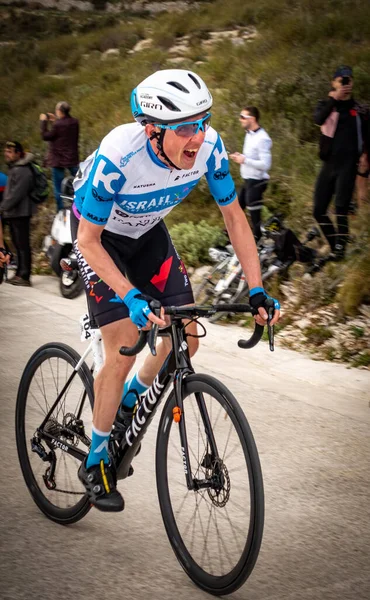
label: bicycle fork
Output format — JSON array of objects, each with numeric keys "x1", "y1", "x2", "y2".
[{"x1": 174, "y1": 371, "x2": 221, "y2": 492}]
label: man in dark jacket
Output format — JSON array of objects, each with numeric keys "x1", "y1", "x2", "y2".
[
  {"x1": 313, "y1": 66, "x2": 369, "y2": 259},
  {"x1": 40, "y1": 101, "x2": 79, "y2": 211},
  {"x1": 1, "y1": 141, "x2": 35, "y2": 286}
]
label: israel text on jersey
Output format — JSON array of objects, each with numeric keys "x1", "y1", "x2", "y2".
[{"x1": 73, "y1": 123, "x2": 236, "y2": 239}]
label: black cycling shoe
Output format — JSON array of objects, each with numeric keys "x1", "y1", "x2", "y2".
[{"x1": 78, "y1": 458, "x2": 124, "y2": 512}]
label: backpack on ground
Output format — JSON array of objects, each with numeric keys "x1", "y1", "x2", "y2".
[{"x1": 28, "y1": 162, "x2": 49, "y2": 204}]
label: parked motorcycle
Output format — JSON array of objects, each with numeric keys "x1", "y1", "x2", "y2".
[{"x1": 43, "y1": 176, "x2": 82, "y2": 299}]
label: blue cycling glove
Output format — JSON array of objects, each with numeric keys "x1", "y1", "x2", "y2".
[
  {"x1": 249, "y1": 287, "x2": 280, "y2": 312},
  {"x1": 123, "y1": 288, "x2": 151, "y2": 328}
]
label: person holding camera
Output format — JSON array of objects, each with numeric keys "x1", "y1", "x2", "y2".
[
  {"x1": 40, "y1": 101, "x2": 79, "y2": 212},
  {"x1": 313, "y1": 66, "x2": 369, "y2": 259},
  {"x1": 230, "y1": 106, "x2": 272, "y2": 242}
]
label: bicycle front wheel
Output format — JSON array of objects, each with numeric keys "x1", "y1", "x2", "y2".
[
  {"x1": 16, "y1": 343, "x2": 94, "y2": 525},
  {"x1": 156, "y1": 374, "x2": 264, "y2": 595}
]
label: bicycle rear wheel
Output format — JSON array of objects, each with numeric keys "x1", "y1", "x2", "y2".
[
  {"x1": 16, "y1": 343, "x2": 94, "y2": 524},
  {"x1": 156, "y1": 374, "x2": 264, "y2": 595}
]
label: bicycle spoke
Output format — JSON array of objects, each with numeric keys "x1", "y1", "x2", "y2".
[
  {"x1": 221, "y1": 420, "x2": 234, "y2": 462},
  {"x1": 199, "y1": 496, "x2": 214, "y2": 569},
  {"x1": 48, "y1": 358, "x2": 59, "y2": 395},
  {"x1": 32, "y1": 370, "x2": 50, "y2": 415},
  {"x1": 29, "y1": 388, "x2": 48, "y2": 416}
]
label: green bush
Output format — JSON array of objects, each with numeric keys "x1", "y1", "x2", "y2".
[
  {"x1": 169, "y1": 221, "x2": 227, "y2": 267},
  {"x1": 337, "y1": 208, "x2": 370, "y2": 315}
]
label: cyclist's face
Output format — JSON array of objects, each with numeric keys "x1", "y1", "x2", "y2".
[{"x1": 146, "y1": 112, "x2": 207, "y2": 170}]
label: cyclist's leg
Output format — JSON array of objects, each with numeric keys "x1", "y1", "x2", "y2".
[
  {"x1": 70, "y1": 212, "x2": 144, "y2": 509},
  {"x1": 94, "y1": 319, "x2": 138, "y2": 433}
]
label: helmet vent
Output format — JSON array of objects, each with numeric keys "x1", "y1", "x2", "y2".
[
  {"x1": 157, "y1": 96, "x2": 181, "y2": 112},
  {"x1": 188, "y1": 73, "x2": 201, "y2": 89},
  {"x1": 167, "y1": 81, "x2": 189, "y2": 93}
]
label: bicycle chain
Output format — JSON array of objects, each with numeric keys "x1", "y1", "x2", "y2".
[{"x1": 49, "y1": 487, "x2": 85, "y2": 496}]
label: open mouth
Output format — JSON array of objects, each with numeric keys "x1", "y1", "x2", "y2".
[{"x1": 183, "y1": 149, "x2": 198, "y2": 159}]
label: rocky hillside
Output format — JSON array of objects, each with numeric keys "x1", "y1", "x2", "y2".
[{"x1": 0, "y1": 0, "x2": 369, "y2": 368}]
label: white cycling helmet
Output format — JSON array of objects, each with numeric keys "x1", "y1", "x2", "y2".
[{"x1": 131, "y1": 69, "x2": 213, "y2": 124}]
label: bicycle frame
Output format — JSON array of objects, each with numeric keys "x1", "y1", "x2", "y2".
[{"x1": 36, "y1": 317, "x2": 220, "y2": 492}]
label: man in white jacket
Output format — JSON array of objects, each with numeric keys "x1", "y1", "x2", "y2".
[{"x1": 230, "y1": 106, "x2": 272, "y2": 241}]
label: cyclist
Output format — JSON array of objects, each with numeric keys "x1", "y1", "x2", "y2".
[{"x1": 71, "y1": 69, "x2": 280, "y2": 511}]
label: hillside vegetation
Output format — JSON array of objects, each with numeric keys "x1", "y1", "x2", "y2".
[{"x1": 0, "y1": 0, "x2": 369, "y2": 328}]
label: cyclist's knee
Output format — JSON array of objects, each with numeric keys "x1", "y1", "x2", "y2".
[
  {"x1": 104, "y1": 351, "x2": 136, "y2": 379},
  {"x1": 100, "y1": 318, "x2": 138, "y2": 375}
]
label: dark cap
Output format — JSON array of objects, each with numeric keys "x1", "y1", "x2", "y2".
[
  {"x1": 5, "y1": 140, "x2": 24, "y2": 153},
  {"x1": 333, "y1": 65, "x2": 353, "y2": 79}
]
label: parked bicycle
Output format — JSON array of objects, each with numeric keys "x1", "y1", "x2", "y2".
[
  {"x1": 43, "y1": 176, "x2": 82, "y2": 299},
  {"x1": 16, "y1": 300, "x2": 274, "y2": 595},
  {"x1": 195, "y1": 216, "x2": 324, "y2": 322}
]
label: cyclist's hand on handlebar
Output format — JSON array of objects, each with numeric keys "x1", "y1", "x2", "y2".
[
  {"x1": 249, "y1": 287, "x2": 281, "y2": 326},
  {"x1": 142, "y1": 305, "x2": 166, "y2": 331},
  {"x1": 123, "y1": 288, "x2": 166, "y2": 330}
]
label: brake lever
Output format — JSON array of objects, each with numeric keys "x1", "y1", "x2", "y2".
[
  {"x1": 147, "y1": 299, "x2": 162, "y2": 357},
  {"x1": 266, "y1": 300, "x2": 275, "y2": 352}
]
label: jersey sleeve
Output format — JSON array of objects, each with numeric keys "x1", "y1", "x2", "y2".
[
  {"x1": 205, "y1": 134, "x2": 237, "y2": 206},
  {"x1": 79, "y1": 141, "x2": 126, "y2": 225}
]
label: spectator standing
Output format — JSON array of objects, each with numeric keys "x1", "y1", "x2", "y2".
[
  {"x1": 313, "y1": 66, "x2": 369, "y2": 259},
  {"x1": 1, "y1": 141, "x2": 35, "y2": 286},
  {"x1": 230, "y1": 106, "x2": 272, "y2": 241},
  {"x1": 40, "y1": 101, "x2": 79, "y2": 212}
]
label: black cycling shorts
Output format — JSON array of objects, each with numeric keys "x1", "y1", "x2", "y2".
[{"x1": 71, "y1": 211, "x2": 194, "y2": 328}]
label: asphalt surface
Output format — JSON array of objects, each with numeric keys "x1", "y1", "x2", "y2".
[{"x1": 1, "y1": 275, "x2": 370, "y2": 600}]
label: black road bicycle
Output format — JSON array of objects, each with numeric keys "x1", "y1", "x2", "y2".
[{"x1": 16, "y1": 301, "x2": 274, "y2": 596}]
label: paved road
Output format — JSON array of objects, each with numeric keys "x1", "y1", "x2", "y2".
[{"x1": 1, "y1": 276, "x2": 369, "y2": 600}]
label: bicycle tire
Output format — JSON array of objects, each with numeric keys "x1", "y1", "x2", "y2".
[
  {"x1": 16, "y1": 342, "x2": 94, "y2": 525},
  {"x1": 156, "y1": 373, "x2": 264, "y2": 595}
]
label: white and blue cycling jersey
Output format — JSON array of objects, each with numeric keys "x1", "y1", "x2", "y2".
[{"x1": 73, "y1": 122, "x2": 236, "y2": 239}]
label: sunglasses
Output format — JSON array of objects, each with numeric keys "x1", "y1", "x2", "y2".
[
  {"x1": 5, "y1": 142, "x2": 16, "y2": 148},
  {"x1": 153, "y1": 113, "x2": 211, "y2": 137},
  {"x1": 239, "y1": 114, "x2": 252, "y2": 120}
]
